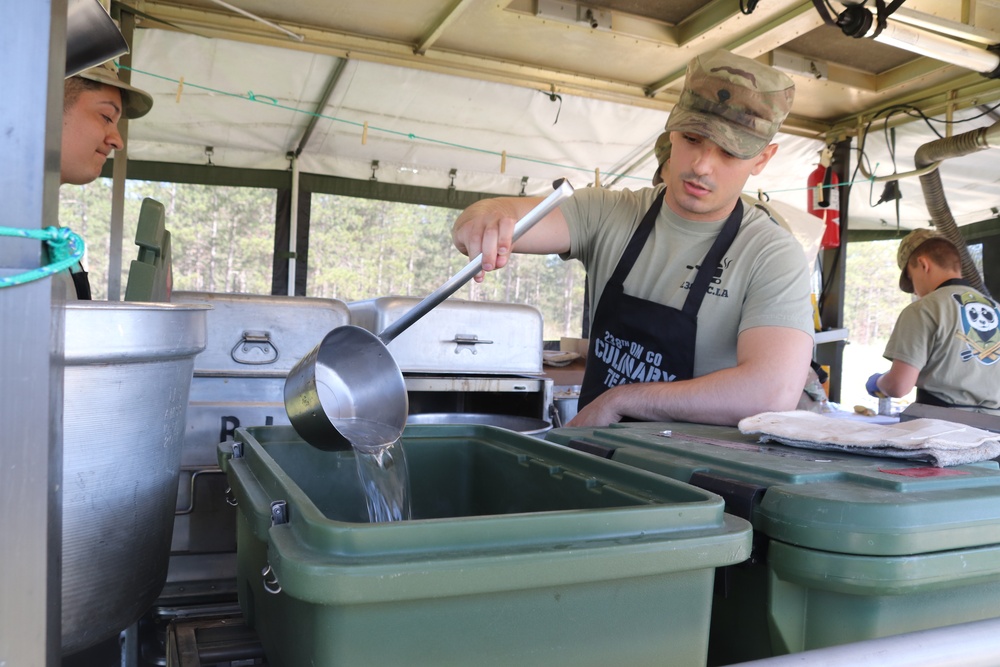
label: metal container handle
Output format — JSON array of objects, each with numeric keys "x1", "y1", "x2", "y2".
[
  {"x1": 231, "y1": 330, "x2": 279, "y2": 365},
  {"x1": 261, "y1": 563, "x2": 282, "y2": 595}
]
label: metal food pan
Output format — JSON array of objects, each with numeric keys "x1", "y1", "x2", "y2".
[{"x1": 348, "y1": 296, "x2": 543, "y2": 374}]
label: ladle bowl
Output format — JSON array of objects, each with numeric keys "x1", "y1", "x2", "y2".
[
  {"x1": 284, "y1": 178, "x2": 574, "y2": 451},
  {"x1": 283, "y1": 325, "x2": 407, "y2": 450}
]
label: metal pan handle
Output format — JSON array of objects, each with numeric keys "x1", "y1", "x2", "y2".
[{"x1": 377, "y1": 178, "x2": 575, "y2": 345}]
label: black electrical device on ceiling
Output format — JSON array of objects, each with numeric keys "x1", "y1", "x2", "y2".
[{"x1": 811, "y1": 0, "x2": 907, "y2": 39}]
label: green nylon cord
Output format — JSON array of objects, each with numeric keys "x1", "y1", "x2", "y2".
[{"x1": 0, "y1": 226, "x2": 86, "y2": 288}]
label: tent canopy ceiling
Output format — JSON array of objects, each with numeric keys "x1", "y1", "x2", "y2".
[{"x1": 118, "y1": 0, "x2": 1000, "y2": 231}]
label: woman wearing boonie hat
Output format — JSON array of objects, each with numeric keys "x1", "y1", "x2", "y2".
[{"x1": 59, "y1": 60, "x2": 153, "y2": 298}]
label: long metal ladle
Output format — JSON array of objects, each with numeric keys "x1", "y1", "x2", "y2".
[{"x1": 284, "y1": 178, "x2": 575, "y2": 451}]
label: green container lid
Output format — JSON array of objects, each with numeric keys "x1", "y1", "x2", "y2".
[
  {"x1": 545, "y1": 422, "x2": 1000, "y2": 557},
  {"x1": 220, "y1": 424, "x2": 752, "y2": 605}
]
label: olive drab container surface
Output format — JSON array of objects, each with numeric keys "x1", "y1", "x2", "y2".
[
  {"x1": 219, "y1": 423, "x2": 752, "y2": 667},
  {"x1": 544, "y1": 422, "x2": 1000, "y2": 666},
  {"x1": 166, "y1": 292, "x2": 350, "y2": 597}
]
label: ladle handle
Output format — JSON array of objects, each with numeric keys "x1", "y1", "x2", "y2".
[{"x1": 377, "y1": 178, "x2": 575, "y2": 345}]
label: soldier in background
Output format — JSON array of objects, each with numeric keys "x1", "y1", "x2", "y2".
[{"x1": 867, "y1": 228, "x2": 1000, "y2": 415}]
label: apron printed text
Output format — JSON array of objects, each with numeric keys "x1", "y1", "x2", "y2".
[
  {"x1": 594, "y1": 330, "x2": 676, "y2": 388},
  {"x1": 577, "y1": 192, "x2": 742, "y2": 410}
]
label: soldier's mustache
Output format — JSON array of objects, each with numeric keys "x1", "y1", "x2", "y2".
[{"x1": 678, "y1": 172, "x2": 715, "y2": 191}]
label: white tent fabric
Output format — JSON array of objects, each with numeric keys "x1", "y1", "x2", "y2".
[{"x1": 126, "y1": 29, "x2": 1000, "y2": 231}]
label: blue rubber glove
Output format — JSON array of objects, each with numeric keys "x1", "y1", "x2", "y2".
[{"x1": 866, "y1": 372, "x2": 886, "y2": 398}]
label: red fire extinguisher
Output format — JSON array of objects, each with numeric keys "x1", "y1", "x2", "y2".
[{"x1": 807, "y1": 146, "x2": 840, "y2": 249}]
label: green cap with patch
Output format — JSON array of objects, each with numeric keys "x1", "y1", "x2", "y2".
[{"x1": 665, "y1": 50, "x2": 794, "y2": 159}]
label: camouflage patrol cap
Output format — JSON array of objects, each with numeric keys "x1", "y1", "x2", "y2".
[
  {"x1": 665, "y1": 50, "x2": 794, "y2": 159},
  {"x1": 71, "y1": 60, "x2": 153, "y2": 119},
  {"x1": 897, "y1": 227, "x2": 953, "y2": 293}
]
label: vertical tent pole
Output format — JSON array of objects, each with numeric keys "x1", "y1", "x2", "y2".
[
  {"x1": 289, "y1": 155, "x2": 299, "y2": 296},
  {"x1": 0, "y1": 1, "x2": 66, "y2": 665}
]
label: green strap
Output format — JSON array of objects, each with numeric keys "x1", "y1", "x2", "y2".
[{"x1": 0, "y1": 226, "x2": 86, "y2": 288}]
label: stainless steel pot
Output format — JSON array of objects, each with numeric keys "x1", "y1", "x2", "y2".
[
  {"x1": 551, "y1": 385, "x2": 581, "y2": 428},
  {"x1": 284, "y1": 179, "x2": 574, "y2": 451},
  {"x1": 61, "y1": 301, "x2": 207, "y2": 655}
]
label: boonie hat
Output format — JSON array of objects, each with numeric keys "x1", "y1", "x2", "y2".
[
  {"x1": 653, "y1": 131, "x2": 672, "y2": 169},
  {"x1": 73, "y1": 60, "x2": 153, "y2": 119},
  {"x1": 664, "y1": 50, "x2": 794, "y2": 159},
  {"x1": 897, "y1": 227, "x2": 948, "y2": 293}
]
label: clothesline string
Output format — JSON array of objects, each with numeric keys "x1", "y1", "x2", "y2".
[{"x1": 120, "y1": 64, "x2": 875, "y2": 194}]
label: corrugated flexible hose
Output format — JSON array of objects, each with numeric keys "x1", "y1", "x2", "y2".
[{"x1": 914, "y1": 121, "x2": 1000, "y2": 297}]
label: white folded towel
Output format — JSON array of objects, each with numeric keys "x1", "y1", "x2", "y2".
[{"x1": 738, "y1": 410, "x2": 1000, "y2": 467}]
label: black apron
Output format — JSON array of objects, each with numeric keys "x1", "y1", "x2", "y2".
[
  {"x1": 71, "y1": 265, "x2": 93, "y2": 300},
  {"x1": 915, "y1": 389, "x2": 976, "y2": 409},
  {"x1": 43, "y1": 235, "x2": 92, "y2": 300},
  {"x1": 578, "y1": 190, "x2": 743, "y2": 409}
]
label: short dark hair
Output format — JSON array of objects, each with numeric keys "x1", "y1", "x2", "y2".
[
  {"x1": 64, "y1": 76, "x2": 106, "y2": 112},
  {"x1": 908, "y1": 237, "x2": 961, "y2": 273}
]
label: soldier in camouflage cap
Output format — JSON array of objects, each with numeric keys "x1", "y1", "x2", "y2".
[
  {"x1": 665, "y1": 49, "x2": 794, "y2": 160},
  {"x1": 896, "y1": 227, "x2": 952, "y2": 293},
  {"x1": 451, "y1": 52, "x2": 815, "y2": 429},
  {"x1": 867, "y1": 227, "x2": 999, "y2": 413}
]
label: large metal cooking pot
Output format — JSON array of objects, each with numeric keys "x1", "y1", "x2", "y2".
[
  {"x1": 61, "y1": 301, "x2": 207, "y2": 655},
  {"x1": 285, "y1": 179, "x2": 574, "y2": 451}
]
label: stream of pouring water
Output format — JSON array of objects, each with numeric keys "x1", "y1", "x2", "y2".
[{"x1": 334, "y1": 418, "x2": 412, "y2": 523}]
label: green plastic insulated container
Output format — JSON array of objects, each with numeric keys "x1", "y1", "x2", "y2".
[
  {"x1": 544, "y1": 421, "x2": 1000, "y2": 665},
  {"x1": 219, "y1": 424, "x2": 751, "y2": 667}
]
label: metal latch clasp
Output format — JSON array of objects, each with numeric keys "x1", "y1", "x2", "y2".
[
  {"x1": 448, "y1": 333, "x2": 493, "y2": 355},
  {"x1": 262, "y1": 500, "x2": 289, "y2": 595},
  {"x1": 270, "y1": 499, "x2": 289, "y2": 526}
]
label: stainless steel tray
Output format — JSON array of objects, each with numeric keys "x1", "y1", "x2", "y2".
[{"x1": 348, "y1": 296, "x2": 543, "y2": 374}]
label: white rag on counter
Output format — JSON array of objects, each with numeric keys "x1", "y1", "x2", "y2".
[{"x1": 738, "y1": 410, "x2": 1000, "y2": 467}]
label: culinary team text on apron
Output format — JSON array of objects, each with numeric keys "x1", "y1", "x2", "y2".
[{"x1": 578, "y1": 190, "x2": 743, "y2": 409}]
